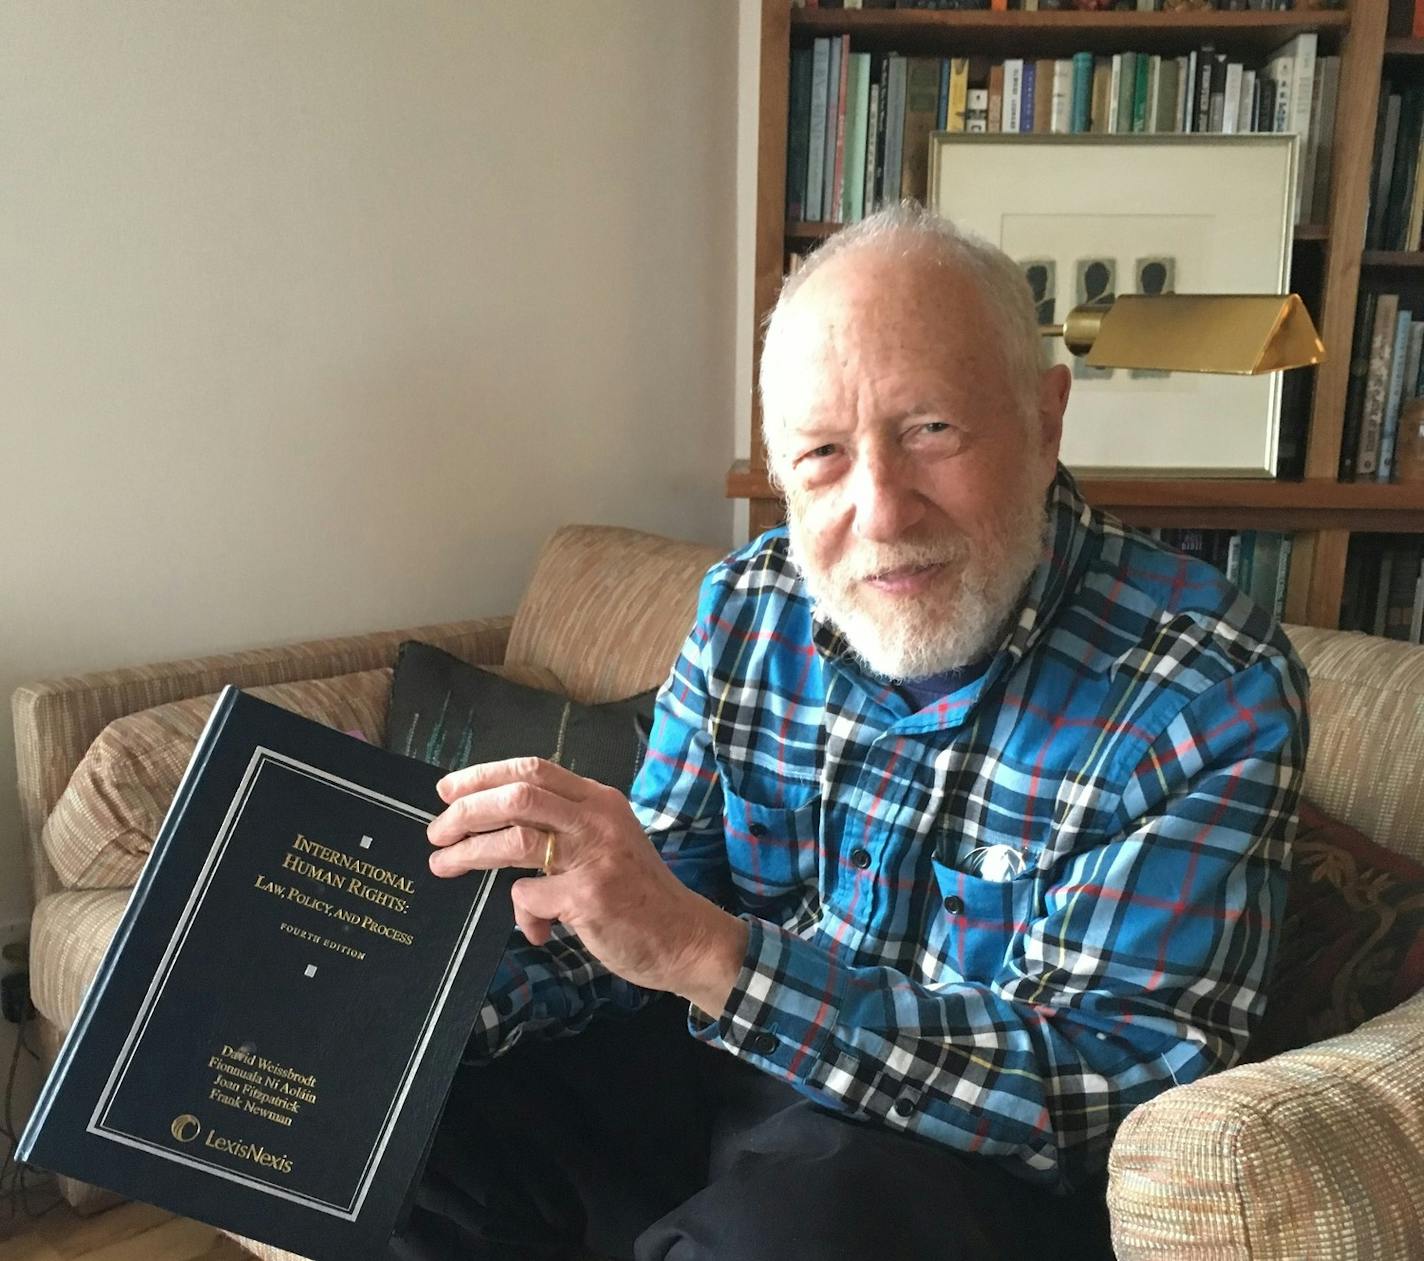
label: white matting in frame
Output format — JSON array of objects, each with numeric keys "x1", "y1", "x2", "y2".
[{"x1": 928, "y1": 133, "x2": 1296, "y2": 478}]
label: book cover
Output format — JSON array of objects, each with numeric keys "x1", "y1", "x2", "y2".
[
  {"x1": 1358, "y1": 291, "x2": 1401, "y2": 480},
  {"x1": 899, "y1": 56, "x2": 942, "y2": 204},
  {"x1": 18, "y1": 688, "x2": 517, "y2": 1260},
  {"x1": 786, "y1": 48, "x2": 813, "y2": 222}
]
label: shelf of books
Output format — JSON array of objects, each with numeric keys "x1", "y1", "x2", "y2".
[{"x1": 730, "y1": 0, "x2": 1424, "y2": 633}]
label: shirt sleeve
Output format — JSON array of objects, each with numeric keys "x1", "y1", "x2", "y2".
[
  {"x1": 689, "y1": 651, "x2": 1308, "y2": 1191},
  {"x1": 465, "y1": 577, "x2": 734, "y2": 1062}
]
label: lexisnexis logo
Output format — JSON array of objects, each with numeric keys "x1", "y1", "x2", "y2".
[{"x1": 170, "y1": 1115, "x2": 293, "y2": 1174}]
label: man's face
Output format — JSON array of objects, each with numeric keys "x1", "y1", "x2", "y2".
[{"x1": 765, "y1": 245, "x2": 1069, "y2": 680}]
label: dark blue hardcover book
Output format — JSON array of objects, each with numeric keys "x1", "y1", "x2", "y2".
[{"x1": 19, "y1": 686, "x2": 517, "y2": 1260}]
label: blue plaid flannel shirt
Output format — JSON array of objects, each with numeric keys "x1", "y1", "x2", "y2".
[{"x1": 471, "y1": 464, "x2": 1309, "y2": 1191}]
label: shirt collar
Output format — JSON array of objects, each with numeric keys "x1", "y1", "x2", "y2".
[{"x1": 808, "y1": 463, "x2": 1097, "y2": 684}]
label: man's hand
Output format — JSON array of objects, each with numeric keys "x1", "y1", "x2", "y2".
[{"x1": 426, "y1": 757, "x2": 748, "y2": 1017}]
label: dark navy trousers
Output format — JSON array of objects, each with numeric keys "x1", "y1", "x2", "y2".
[{"x1": 390, "y1": 997, "x2": 1113, "y2": 1261}]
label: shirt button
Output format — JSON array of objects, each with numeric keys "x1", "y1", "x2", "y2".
[
  {"x1": 751, "y1": 1031, "x2": 778, "y2": 1056},
  {"x1": 850, "y1": 847, "x2": 872, "y2": 870},
  {"x1": 748, "y1": 823, "x2": 768, "y2": 838},
  {"x1": 943, "y1": 895, "x2": 964, "y2": 915},
  {"x1": 893, "y1": 1097, "x2": 916, "y2": 1117}
]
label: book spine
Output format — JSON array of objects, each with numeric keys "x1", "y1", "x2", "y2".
[
  {"x1": 806, "y1": 39, "x2": 830, "y2": 221},
  {"x1": 1133, "y1": 51, "x2": 1151, "y2": 133},
  {"x1": 786, "y1": 50, "x2": 813, "y2": 222},
  {"x1": 1358, "y1": 292, "x2": 1400, "y2": 479},
  {"x1": 823, "y1": 35, "x2": 845, "y2": 222},
  {"x1": 1051, "y1": 59, "x2": 1073, "y2": 134},
  {"x1": 1108, "y1": 55, "x2": 1122, "y2": 135},
  {"x1": 1034, "y1": 57, "x2": 1055, "y2": 134},
  {"x1": 1286, "y1": 33, "x2": 1317, "y2": 223},
  {"x1": 1021, "y1": 61, "x2": 1037, "y2": 134},
  {"x1": 871, "y1": 53, "x2": 889, "y2": 211},
  {"x1": 1410, "y1": 556, "x2": 1424, "y2": 644},
  {"x1": 966, "y1": 87, "x2": 988, "y2": 133},
  {"x1": 900, "y1": 56, "x2": 942, "y2": 202},
  {"x1": 1225, "y1": 533, "x2": 1242, "y2": 585},
  {"x1": 1379, "y1": 310, "x2": 1414, "y2": 483},
  {"x1": 1339, "y1": 290, "x2": 1377, "y2": 481},
  {"x1": 862, "y1": 78, "x2": 880, "y2": 217},
  {"x1": 1222, "y1": 61, "x2": 1244, "y2": 134},
  {"x1": 1273, "y1": 535, "x2": 1293, "y2": 620},
  {"x1": 1369, "y1": 93, "x2": 1402, "y2": 251},
  {"x1": 1198, "y1": 47, "x2": 1215, "y2": 134},
  {"x1": 1238, "y1": 531, "x2": 1257, "y2": 599},
  {"x1": 1071, "y1": 51, "x2": 1093, "y2": 134},
  {"x1": 948, "y1": 56, "x2": 970, "y2": 132},
  {"x1": 1241, "y1": 68, "x2": 1256, "y2": 134},
  {"x1": 1207, "y1": 53, "x2": 1226, "y2": 133},
  {"x1": 882, "y1": 54, "x2": 906, "y2": 204},
  {"x1": 936, "y1": 56, "x2": 950, "y2": 130},
  {"x1": 844, "y1": 53, "x2": 871, "y2": 222},
  {"x1": 987, "y1": 61, "x2": 1005, "y2": 133},
  {"x1": 1175, "y1": 55, "x2": 1191, "y2": 131},
  {"x1": 1118, "y1": 52, "x2": 1137, "y2": 135},
  {"x1": 1004, "y1": 59, "x2": 1023, "y2": 135},
  {"x1": 18, "y1": 688, "x2": 241, "y2": 1161}
]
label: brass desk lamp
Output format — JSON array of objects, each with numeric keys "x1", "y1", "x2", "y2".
[{"x1": 1045, "y1": 294, "x2": 1325, "y2": 374}]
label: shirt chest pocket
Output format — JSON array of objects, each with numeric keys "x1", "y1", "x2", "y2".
[
  {"x1": 722, "y1": 790, "x2": 821, "y2": 911},
  {"x1": 931, "y1": 857, "x2": 1039, "y2": 984}
]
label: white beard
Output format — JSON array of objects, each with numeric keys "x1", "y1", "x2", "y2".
[{"x1": 787, "y1": 486, "x2": 1049, "y2": 682}]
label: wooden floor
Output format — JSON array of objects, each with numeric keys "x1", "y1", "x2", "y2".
[{"x1": 0, "y1": 1199, "x2": 249, "y2": 1261}]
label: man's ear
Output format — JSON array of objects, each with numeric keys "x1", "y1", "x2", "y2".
[{"x1": 1036, "y1": 364, "x2": 1070, "y2": 474}]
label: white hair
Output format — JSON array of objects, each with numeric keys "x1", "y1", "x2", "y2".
[{"x1": 759, "y1": 202, "x2": 1048, "y2": 474}]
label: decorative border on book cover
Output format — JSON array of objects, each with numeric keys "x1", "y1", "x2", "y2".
[{"x1": 86, "y1": 747, "x2": 495, "y2": 1221}]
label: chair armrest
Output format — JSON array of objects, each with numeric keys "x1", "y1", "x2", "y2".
[
  {"x1": 13, "y1": 616, "x2": 512, "y2": 902},
  {"x1": 1107, "y1": 990, "x2": 1424, "y2": 1260}
]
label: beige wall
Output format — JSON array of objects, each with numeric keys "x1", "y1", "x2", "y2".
[{"x1": 0, "y1": 2, "x2": 748, "y2": 929}]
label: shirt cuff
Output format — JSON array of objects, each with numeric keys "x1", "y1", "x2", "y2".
[{"x1": 687, "y1": 915, "x2": 848, "y2": 1089}]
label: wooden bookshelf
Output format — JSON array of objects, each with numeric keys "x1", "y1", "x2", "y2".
[{"x1": 730, "y1": 0, "x2": 1402, "y2": 630}]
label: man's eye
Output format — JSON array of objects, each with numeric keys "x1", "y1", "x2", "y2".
[{"x1": 801, "y1": 444, "x2": 838, "y2": 461}]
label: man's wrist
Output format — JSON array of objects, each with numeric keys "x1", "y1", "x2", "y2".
[{"x1": 674, "y1": 905, "x2": 750, "y2": 1019}]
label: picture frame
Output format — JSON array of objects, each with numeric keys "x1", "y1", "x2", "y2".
[{"x1": 927, "y1": 133, "x2": 1297, "y2": 478}]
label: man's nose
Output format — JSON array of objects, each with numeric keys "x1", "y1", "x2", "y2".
[{"x1": 849, "y1": 452, "x2": 926, "y2": 542}]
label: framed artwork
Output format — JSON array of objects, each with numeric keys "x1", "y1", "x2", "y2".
[{"x1": 927, "y1": 134, "x2": 1297, "y2": 478}]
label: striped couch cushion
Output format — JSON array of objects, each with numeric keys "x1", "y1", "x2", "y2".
[{"x1": 40, "y1": 665, "x2": 560, "y2": 890}]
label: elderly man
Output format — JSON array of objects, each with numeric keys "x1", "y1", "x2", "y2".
[{"x1": 401, "y1": 204, "x2": 1308, "y2": 1261}]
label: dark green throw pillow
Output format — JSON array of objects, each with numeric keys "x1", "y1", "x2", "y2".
[{"x1": 384, "y1": 640, "x2": 657, "y2": 794}]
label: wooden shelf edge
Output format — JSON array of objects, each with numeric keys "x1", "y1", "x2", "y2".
[
  {"x1": 791, "y1": 9, "x2": 1351, "y2": 34},
  {"x1": 790, "y1": 219, "x2": 1328, "y2": 243},
  {"x1": 726, "y1": 460, "x2": 1424, "y2": 531}
]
